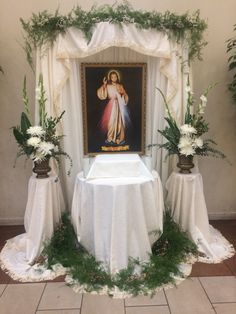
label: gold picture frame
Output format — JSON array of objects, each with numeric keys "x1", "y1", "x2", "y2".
[{"x1": 81, "y1": 63, "x2": 147, "y2": 156}]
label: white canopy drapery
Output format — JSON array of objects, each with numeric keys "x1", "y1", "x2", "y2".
[{"x1": 35, "y1": 22, "x2": 189, "y2": 206}]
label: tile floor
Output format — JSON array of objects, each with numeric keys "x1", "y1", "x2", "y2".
[{"x1": 0, "y1": 220, "x2": 235, "y2": 314}]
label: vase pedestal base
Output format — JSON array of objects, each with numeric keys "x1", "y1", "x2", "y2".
[
  {"x1": 33, "y1": 159, "x2": 51, "y2": 179},
  {"x1": 177, "y1": 155, "x2": 194, "y2": 174}
]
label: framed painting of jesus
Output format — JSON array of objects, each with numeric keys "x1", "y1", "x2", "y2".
[{"x1": 81, "y1": 63, "x2": 147, "y2": 155}]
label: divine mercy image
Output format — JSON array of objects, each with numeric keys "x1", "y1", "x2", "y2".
[{"x1": 82, "y1": 63, "x2": 146, "y2": 155}]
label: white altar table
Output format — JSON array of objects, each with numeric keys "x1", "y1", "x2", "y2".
[
  {"x1": 71, "y1": 155, "x2": 164, "y2": 273},
  {"x1": 0, "y1": 175, "x2": 66, "y2": 281},
  {"x1": 166, "y1": 172, "x2": 235, "y2": 263}
]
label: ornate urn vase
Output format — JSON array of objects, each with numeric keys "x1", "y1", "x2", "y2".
[
  {"x1": 33, "y1": 158, "x2": 51, "y2": 178},
  {"x1": 177, "y1": 154, "x2": 194, "y2": 174}
]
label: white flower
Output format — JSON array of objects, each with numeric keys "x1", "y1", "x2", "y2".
[
  {"x1": 180, "y1": 145, "x2": 195, "y2": 156},
  {"x1": 198, "y1": 105, "x2": 205, "y2": 115},
  {"x1": 38, "y1": 141, "x2": 55, "y2": 156},
  {"x1": 178, "y1": 135, "x2": 196, "y2": 156},
  {"x1": 185, "y1": 85, "x2": 194, "y2": 95},
  {"x1": 35, "y1": 87, "x2": 41, "y2": 100},
  {"x1": 193, "y1": 137, "x2": 203, "y2": 148},
  {"x1": 30, "y1": 151, "x2": 45, "y2": 162},
  {"x1": 180, "y1": 124, "x2": 197, "y2": 135},
  {"x1": 27, "y1": 126, "x2": 45, "y2": 137},
  {"x1": 185, "y1": 85, "x2": 191, "y2": 93},
  {"x1": 27, "y1": 137, "x2": 41, "y2": 147},
  {"x1": 178, "y1": 136, "x2": 193, "y2": 149},
  {"x1": 200, "y1": 95, "x2": 207, "y2": 107},
  {"x1": 54, "y1": 145, "x2": 59, "y2": 152}
]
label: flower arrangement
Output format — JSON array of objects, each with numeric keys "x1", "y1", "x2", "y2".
[
  {"x1": 156, "y1": 82, "x2": 226, "y2": 160},
  {"x1": 13, "y1": 75, "x2": 72, "y2": 175}
]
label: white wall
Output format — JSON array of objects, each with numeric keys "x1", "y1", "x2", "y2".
[{"x1": 0, "y1": 0, "x2": 236, "y2": 224}]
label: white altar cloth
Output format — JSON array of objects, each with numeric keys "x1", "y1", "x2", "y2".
[
  {"x1": 86, "y1": 154, "x2": 153, "y2": 179},
  {"x1": 166, "y1": 172, "x2": 235, "y2": 263},
  {"x1": 71, "y1": 170, "x2": 164, "y2": 273},
  {"x1": 0, "y1": 175, "x2": 66, "y2": 281}
]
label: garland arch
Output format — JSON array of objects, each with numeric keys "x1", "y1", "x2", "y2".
[{"x1": 20, "y1": 3, "x2": 207, "y2": 68}]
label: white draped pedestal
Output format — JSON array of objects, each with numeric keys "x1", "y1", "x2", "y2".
[
  {"x1": 0, "y1": 175, "x2": 66, "y2": 281},
  {"x1": 71, "y1": 154, "x2": 164, "y2": 273},
  {"x1": 166, "y1": 172, "x2": 235, "y2": 263}
]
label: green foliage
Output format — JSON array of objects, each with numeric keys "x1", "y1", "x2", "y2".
[
  {"x1": 227, "y1": 24, "x2": 236, "y2": 103},
  {"x1": 154, "y1": 84, "x2": 226, "y2": 160},
  {"x1": 43, "y1": 211, "x2": 198, "y2": 296},
  {"x1": 12, "y1": 76, "x2": 72, "y2": 174},
  {"x1": 20, "y1": 2, "x2": 207, "y2": 68},
  {"x1": 12, "y1": 81, "x2": 33, "y2": 159}
]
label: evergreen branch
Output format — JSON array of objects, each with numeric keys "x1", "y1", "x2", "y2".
[{"x1": 42, "y1": 211, "x2": 197, "y2": 296}]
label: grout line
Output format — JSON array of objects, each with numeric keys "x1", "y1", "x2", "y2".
[
  {"x1": 125, "y1": 304, "x2": 170, "y2": 308},
  {"x1": 197, "y1": 277, "x2": 217, "y2": 314},
  {"x1": 79, "y1": 293, "x2": 84, "y2": 314},
  {"x1": 37, "y1": 308, "x2": 81, "y2": 312},
  {"x1": 163, "y1": 288, "x2": 172, "y2": 314},
  {"x1": 35, "y1": 282, "x2": 47, "y2": 313},
  {"x1": 123, "y1": 298, "x2": 126, "y2": 314},
  {"x1": 0, "y1": 283, "x2": 8, "y2": 298},
  {"x1": 212, "y1": 301, "x2": 236, "y2": 304},
  {"x1": 123, "y1": 297, "x2": 126, "y2": 314},
  {"x1": 223, "y1": 261, "x2": 235, "y2": 276}
]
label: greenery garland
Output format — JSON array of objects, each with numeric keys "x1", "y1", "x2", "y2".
[
  {"x1": 20, "y1": 2, "x2": 207, "y2": 68},
  {"x1": 227, "y1": 24, "x2": 236, "y2": 104},
  {"x1": 42, "y1": 212, "x2": 197, "y2": 296}
]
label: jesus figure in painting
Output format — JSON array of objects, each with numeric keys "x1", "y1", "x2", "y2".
[{"x1": 97, "y1": 70, "x2": 130, "y2": 145}]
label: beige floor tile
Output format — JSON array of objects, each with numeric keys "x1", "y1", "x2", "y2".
[
  {"x1": 199, "y1": 276, "x2": 236, "y2": 303},
  {"x1": 125, "y1": 289, "x2": 167, "y2": 306},
  {"x1": 36, "y1": 310, "x2": 80, "y2": 314},
  {"x1": 38, "y1": 282, "x2": 82, "y2": 310},
  {"x1": 0, "y1": 283, "x2": 45, "y2": 314},
  {"x1": 165, "y1": 278, "x2": 215, "y2": 314},
  {"x1": 0, "y1": 284, "x2": 6, "y2": 296},
  {"x1": 213, "y1": 303, "x2": 236, "y2": 314},
  {"x1": 81, "y1": 294, "x2": 125, "y2": 314},
  {"x1": 126, "y1": 305, "x2": 170, "y2": 314}
]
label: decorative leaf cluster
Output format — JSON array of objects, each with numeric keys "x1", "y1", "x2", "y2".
[
  {"x1": 20, "y1": 2, "x2": 207, "y2": 68},
  {"x1": 42, "y1": 211, "x2": 197, "y2": 296},
  {"x1": 227, "y1": 24, "x2": 236, "y2": 103},
  {"x1": 12, "y1": 75, "x2": 72, "y2": 174},
  {"x1": 154, "y1": 85, "x2": 226, "y2": 159}
]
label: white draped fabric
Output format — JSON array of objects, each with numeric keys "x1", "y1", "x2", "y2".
[
  {"x1": 71, "y1": 154, "x2": 164, "y2": 273},
  {"x1": 166, "y1": 172, "x2": 235, "y2": 263},
  {"x1": 35, "y1": 22, "x2": 189, "y2": 206},
  {"x1": 71, "y1": 173, "x2": 164, "y2": 273},
  {"x1": 0, "y1": 176, "x2": 67, "y2": 281}
]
